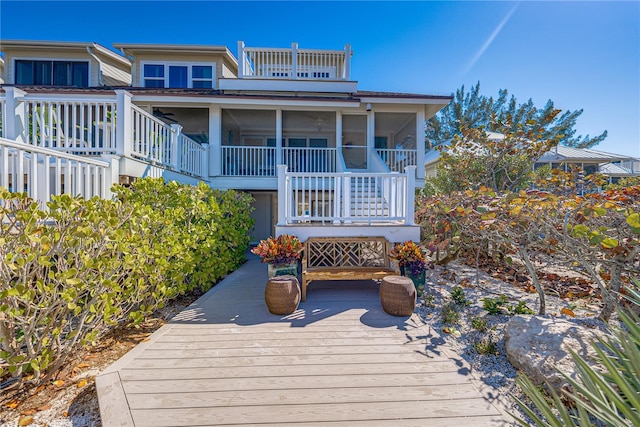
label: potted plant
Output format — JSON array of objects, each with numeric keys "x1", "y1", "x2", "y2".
[
  {"x1": 251, "y1": 234, "x2": 303, "y2": 278},
  {"x1": 390, "y1": 240, "x2": 430, "y2": 293}
]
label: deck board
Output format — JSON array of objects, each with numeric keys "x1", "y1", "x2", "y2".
[{"x1": 96, "y1": 255, "x2": 512, "y2": 426}]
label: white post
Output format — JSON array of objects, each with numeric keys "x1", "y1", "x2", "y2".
[
  {"x1": 101, "y1": 154, "x2": 120, "y2": 199},
  {"x1": 277, "y1": 164, "x2": 287, "y2": 225},
  {"x1": 342, "y1": 173, "x2": 351, "y2": 223},
  {"x1": 237, "y1": 41, "x2": 245, "y2": 78},
  {"x1": 333, "y1": 175, "x2": 342, "y2": 225},
  {"x1": 4, "y1": 87, "x2": 27, "y2": 143},
  {"x1": 200, "y1": 143, "x2": 209, "y2": 178},
  {"x1": 209, "y1": 105, "x2": 221, "y2": 177},
  {"x1": 416, "y1": 109, "x2": 425, "y2": 180},
  {"x1": 276, "y1": 109, "x2": 283, "y2": 165},
  {"x1": 344, "y1": 44, "x2": 351, "y2": 80},
  {"x1": 335, "y1": 111, "x2": 343, "y2": 172},
  {"x1": 115, "y1": 90, "x2": 133, "y2": 158},
  {"x1": 291, "y1": 42, "x2": 298, "y2": 80},
  {"x1": 405, "y1": 166, "x2": 416, "y2": 225},
  {"x1": 169, "y1": 123, "x2": 182, "y2": 170}
]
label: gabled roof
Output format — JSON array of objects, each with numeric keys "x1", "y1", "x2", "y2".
[{"x1": 0, "y1": 40, "x2": 131, "y2": 67}]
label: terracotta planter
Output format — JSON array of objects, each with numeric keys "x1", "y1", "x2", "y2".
[{"x1": 265, "y1": 275, "x2": 301, "y2": 315}]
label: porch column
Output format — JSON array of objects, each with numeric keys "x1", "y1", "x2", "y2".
[
  {"x1": 366, "y1": 108, "x2": 375, "y2": 168},
  {"x1": 209, "y1": 105, "x2": 221, "y2": 176},
  {"x1": 405, "y1": 166, "x2": 416, "y2": 225},
  {"x1": 115, "y1": 90, "x2": 133, "y2": 158},
  {"x1": 416, "y1": 109, "x2": 425, "y2": 180},
  {"x1": 200, "y1": 143, "x2": 209, "y2": 178},
  {"x1": 277, "y1": 164, "x2": 287, "y2": 226},
  {"x1": 3, "y1": 87, "x2": 27, "y2": 143},
  {"x1": 335, "y1": 111, "x2": 343, "y2": 172},
  {"x1": 276, "y1": 109, "x2": 283, "y2": 165}
]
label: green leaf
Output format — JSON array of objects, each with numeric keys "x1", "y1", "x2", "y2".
[
  {"x1": 626, "y1": 213, "x2": 640, "y2": 228},
  {"x1": 600, "y1": 238, "x2": 619, "y2": 249}
]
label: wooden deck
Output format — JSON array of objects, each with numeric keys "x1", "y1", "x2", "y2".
[{"x1": 96, "y1": 255, "x2": 512, "y2": 426}]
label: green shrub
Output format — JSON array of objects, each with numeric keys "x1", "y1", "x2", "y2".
[
  {"x1": 440, "y1": 302, "x2": 461, "y2": 325},
  {"x1": 508, "y1": 300, "x2": 534, "y2": 315},
  {"x1": 0, "y1": 179, "x2": 254, "y2": 388},
  {"x1": 482, "y1": 295, "x2": 509, "y2": 315},
  {"x1": 450, "y1": 286, "x2": 470, "y2": 306},
  {"x1": 471, "y1": 316, "x2": 488, "y2": 332},
  {"x1": 474, "y1": 336, "x2": 498, "y2": 355}
]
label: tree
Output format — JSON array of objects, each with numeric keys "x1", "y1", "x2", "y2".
[{"x1": 427, "y1": 82, "x2": 607, "y2": 149}]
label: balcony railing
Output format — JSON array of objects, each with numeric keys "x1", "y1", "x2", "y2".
[
  {"x1": 1, "y1": 89, "x2": 207, "y2": 180},
  {"x1": 376, "y1": 148, "x2": 418, "y2": 172},
  {"x1": 277, "y1": 165, "x2": 416, "y2": 225},
  {"x1": 238, "y1": 41, "x2": 351, "y2": 80},
  {"x1": 0, "y1": 136, "x2": 113, "y2": 205},
  {"x1": 221, "y1": 146, "x2": 338, "y2": 176},
  {"x1": 282, "y1": 147, "x2": 336, "y2": 173}
]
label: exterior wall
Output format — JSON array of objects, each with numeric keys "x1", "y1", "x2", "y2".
[
  {"x1": 248, "y1": 191, "x2": 276, "y2": 242},
  {"x1": 130, "y1": 52, "x2": 236, "y2": 88},
  {"x1": 96, "y1": 52, "x2": 131, "y2": 86},
  {"x1": 222, "y1": 63, "x2": 236, "y2": 79},
  {"x1": 3, "y1": 47, "x2": 101, "y2": 86}
]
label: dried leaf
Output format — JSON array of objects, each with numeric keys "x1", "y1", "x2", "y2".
[
  {"x1": 5, "y1": 400, "x2": 20, "y2": 409},
  {"x1": 77, "y1": 379, "x2": 87, "y2": 388},
  {"x1": 33, "y1": 385, "x2": 46, "y2": 395},
  {"x1": 21, "y1": 409, "x2": 36, "y2": 416},
  {"x1": 36, "y1": 404, "x2": 52, "y2": 411},
  {"x1": 76, "y1": 363, "x2": 90, "y2": 369},
  {"x1": 63, "y1": 411, "x2": 69, "y2": 417},
  {"x1": 561, "y1": 307, "x2": 575, "y2": 317},
  {"x1": 18, "y1": 415, "x2": 34, "y2": 426},
  {"x1": 52, "y1": 380, "x2": 64, "y2": 387},
  {"x1": 141, "y1": 338, "x2": 150, "y2": 342}
]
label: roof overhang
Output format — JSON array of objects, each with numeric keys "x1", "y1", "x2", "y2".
[
  {"x1": 0, "y1": 40, "x2": 130, "y2": 66},
  {"x1": 113, "y1": 43, "x2": 238, "y2": 67}
]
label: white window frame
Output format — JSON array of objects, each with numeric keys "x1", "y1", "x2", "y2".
[{"x1": 140, "y1": 61, "x2": 216, "y2": 88}]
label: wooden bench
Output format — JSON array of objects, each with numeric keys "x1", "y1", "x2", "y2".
[{"x1": 301, "y1": 236, "x2": 400, "y2": 301}]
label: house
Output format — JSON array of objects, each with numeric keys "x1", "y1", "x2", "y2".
[
  {"x1": 425, "y1": 132, "x2": 639, "y2": 186},
  {"x1": 0, "y1": 39, "x2": 452, "y2": 242}
]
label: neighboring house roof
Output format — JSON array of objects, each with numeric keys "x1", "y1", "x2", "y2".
[
  {"x1": 600, "y1": 162, "x2": 638, "y2": 177},
  {"x1": 537, "y1": 145, "x2": 630, "y2": 163}
]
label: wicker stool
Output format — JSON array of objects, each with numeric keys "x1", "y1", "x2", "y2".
[
  {"x1": 265, "y1": 275, "x2": 301, "y2": 315},
  {"x1": 379, "y1": 275, "x2": 416, "y2": 316}
]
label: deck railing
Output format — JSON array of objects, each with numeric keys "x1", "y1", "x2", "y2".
[
  {"x1": 282, "y1": 147, "x2": 337, "y2": 173},
  {"x1": 221, "y1": 146, "x2": 276, "y2": 177},
  {"x1": 23, "y1": 97, "x2": 117, "y2": 153},
  {"x1": 0, "y1": 137, "x2": 113, "y2": 205},
  {"x1": 179, "y1": 134, "x2": 207, "y2": 177},
  {"x1": 375, "y1": 148, "x2": 418, "y2": 172},
  {"x1": 238, "y1": 42, "x2": 351, "y2": 80},
  {"x1": 131, "y1": 105, "x2": 173, "y2": 165},
  {"x1": 277, "y1": 165, "x2": 416, "y2": 225}
]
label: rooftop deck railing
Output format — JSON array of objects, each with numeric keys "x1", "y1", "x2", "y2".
[{"x1": 238, "y1": 41, "x2": 351, "y2": 80}]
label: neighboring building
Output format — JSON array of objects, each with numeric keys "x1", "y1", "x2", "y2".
[{"x1": 0, "y1": 40, "x2": 452, "y2": 243}]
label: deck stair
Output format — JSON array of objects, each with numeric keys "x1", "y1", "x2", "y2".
[{"x1": 349, "y1": 177, "x2": 390, "y2": 218}]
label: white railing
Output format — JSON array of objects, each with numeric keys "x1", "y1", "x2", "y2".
[
  {"x1": 376, "y1": 148, "x2": 418, "y2": 172},
  {"x1": 0, "y1": 137, "x2": 112, "y2": 205},
  {"x1": 221, "y1": 146, "x2": 276, "y2": 177},
  {"x1": 239, "y1": 42, "x2": 351, "y2": 80},
  {"x1": 131, "y1": 105, "x2": 172, "y2": 166},
  {"x1": 179, "y1": 134, "x2": 206, "y2": 177},
  {"x1": 283, "y1": 147, "x2": 336, "y2": 173},
  {"x1": 23, "y1": 98, "x2": 117, "y2": 153},
  {"x1": 277, "y1": 165, "x2": 416, "y2": 225}
]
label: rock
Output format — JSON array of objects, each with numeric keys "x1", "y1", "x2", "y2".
[{"x1": 504, "y1": 315, "x2": 605, "y2": 395}]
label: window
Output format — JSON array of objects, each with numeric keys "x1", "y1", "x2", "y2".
[
  {"x1": 142, "y1": 63, "x2": 214, "y2": 88},
  {"x1": 15, "y1": 60, "x2": 89, "y2": 87}
]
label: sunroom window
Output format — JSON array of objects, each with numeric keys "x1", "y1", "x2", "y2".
[
  {"x1": 142, "y1": 63, "x2": 214, "y2": 88},
  {"x1": 15, "y1": 60, "x2": 89, "y2": 87}
]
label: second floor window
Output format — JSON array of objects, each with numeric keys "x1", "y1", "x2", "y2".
[
  {"x1": 142, "y1": 63, "x2": 214, "y2": 88},
  {"x1": 15, "y1": 60, "x2": 89, "y2": 87}
]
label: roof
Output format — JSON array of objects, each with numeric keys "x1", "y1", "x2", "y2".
[
  {"x1": 537, "y1": 145, "x2": 631, "y2": 163},
  {"x1": 600, "y1": 162, "x2": 640, "y2": 177},
  {"x1": 0, "y1": 40, "x2": 130, "y2": 66},
  {"x1": 356, "y1": 90, "x2": 452, "y2": 101},
  {"x1": 113, "y1": 43, "x2": 237, "y2": 66}
]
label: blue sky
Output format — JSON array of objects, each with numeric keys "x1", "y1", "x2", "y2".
[{"x1": 1, "y1": 1, "x2": 638, "y2": 156}]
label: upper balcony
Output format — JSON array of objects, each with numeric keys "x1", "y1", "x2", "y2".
[{"x1": 219, "y1": 42, "x2": 357, "y2": 94}]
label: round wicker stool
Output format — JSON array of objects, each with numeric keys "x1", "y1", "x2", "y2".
[
  {"x1": 379, "y1": 275, "x2": 416, "y2": 316},
  {"x1": 265, "y1": 275, "x2": 301, "y2": 315}
]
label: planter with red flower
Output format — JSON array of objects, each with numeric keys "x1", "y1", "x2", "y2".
[
  {"x1": 251, "y1": 234, "x2": 303, "y2": 278},
  {"x1": 390, "y1": 240, "x2": 431, "y2": 294}
]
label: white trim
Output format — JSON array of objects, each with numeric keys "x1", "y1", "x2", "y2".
[
  {"x1": 140, "y1": 61, "x2": 216, "y2": 89},
  {"x1": 219, "y1": 78, "x2": 357, "y2": 93},
  {"x1": 129, "y1": 94, "x2": 361, "y2": 108},
  {"x1": 11, "y1": 56, "x2": 92, "y2": 86},
  {"x1": 357, "y1": 97, "x2": 451, "y2": 105}
]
